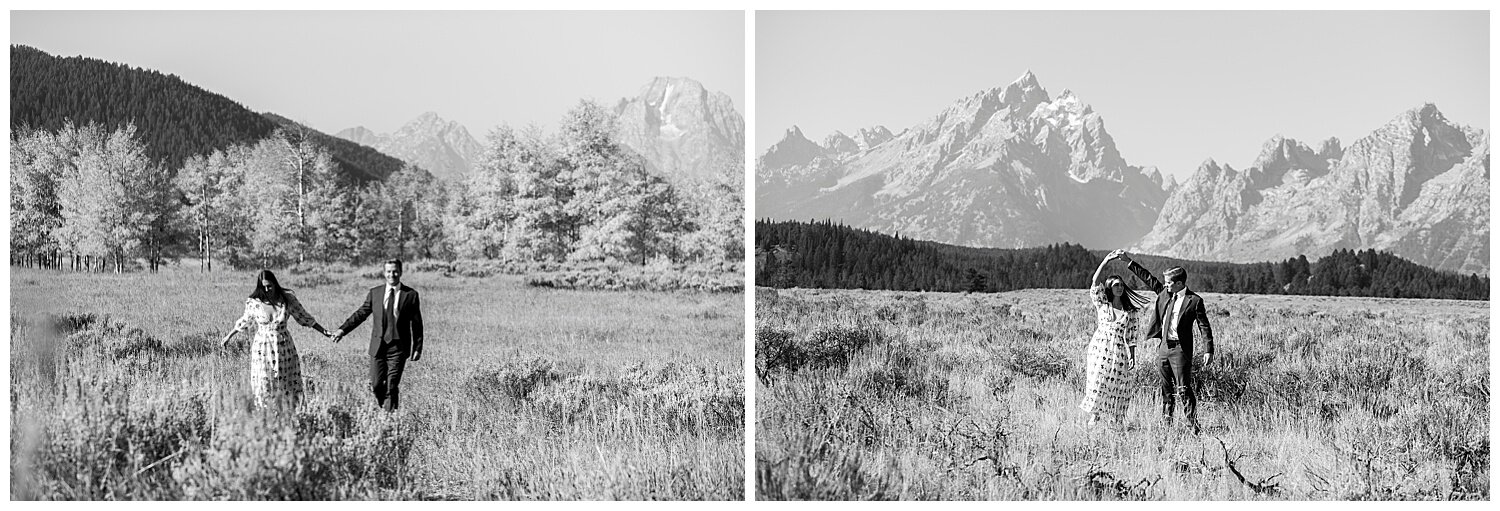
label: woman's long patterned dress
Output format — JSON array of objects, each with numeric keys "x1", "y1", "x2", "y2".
[
  {"x1": 233, "y1": 293, "x2": 318, "y2": 409},
  {"x1": 1079, "y1": 285, "x2": 1138, "y2": 421}
]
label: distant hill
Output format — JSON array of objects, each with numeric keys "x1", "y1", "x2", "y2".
[
  {"x1": 10, "y1": 45, "x2": 401, "y2": 182},
  {"x1": 755, "y1": 219, "x2": 1487, "y2": 300}
]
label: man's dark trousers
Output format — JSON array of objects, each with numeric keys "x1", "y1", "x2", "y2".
[
  {"x1": 1158, "y1": 339, "x2": 1197, "y2": 423},
  {"x1": 371, "y1": 342, "x2": 407, "y2": 411}
]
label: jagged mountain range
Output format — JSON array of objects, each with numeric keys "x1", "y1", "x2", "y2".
[
  {"x1": 757, "y1": 71, "x2": 1489, "y2": 275},
  {"x1": 336, "y1": 77, "x2": 744, "y2": 187},
  {"x1": 336, "y1": 112, "x2": 483, "y2": 182},
  {"x1": 1133, "y1": 104, "x2": 1489, "y2": 275},
  {"x1": 758, "y1": 71, "x2": 1169, "y2": 252}
]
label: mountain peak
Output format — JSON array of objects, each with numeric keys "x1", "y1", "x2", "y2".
[
  {"x1": 785, "y1": 125, "x2": 808, "y2": 142},
  {"x1": 1388, "y1": 102, "x2": 1448, "y2": 131},
  {"x1": 1317, "y1": 137, "x2": 1343, "y2": 160},
  {"x1": 854, "y1": 125, "x2": 895, "y2": 150},
  {"x1": 1000, "y1": 70, "x2": 1050, "y2": 112},
  {"x1": 759, "y1": 125, "x2": 825, "y2": 169},
  {"x1": 611, "y1": 75, "x2": 744, "y2": 183},
  {"x1": 1014, "y1": 70, "x2": 1040, "y2": 88},
  {"x1": 336, "y1": 111, "x2": 482, "y2": 181},
  {"x1": 638, "y1": 76, "x2": 712, "y2": 108},
  {"x1": 401, "y1": 112, "x2": 460, "y2": 133},
  {"x1": 823, "y1": 131, "x2": 859, "y2": 154}
]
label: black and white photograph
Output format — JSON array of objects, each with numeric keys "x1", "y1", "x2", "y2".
[
  {"x1": 753, "y1": 10, "x2": 1489, "y2": 500},
  {"x1": 9, "y1": 10, "x2": 745, "y2": 500}
]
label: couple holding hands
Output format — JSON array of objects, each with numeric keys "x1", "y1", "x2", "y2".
[
  {"x1": 1080, "y1": 250, "x2": 1216, "y2": 434},
  {"x1": 220, "y1": 259, "x2": 424, "y2": 413}
]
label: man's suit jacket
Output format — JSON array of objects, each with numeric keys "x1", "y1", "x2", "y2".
[
  {"x1": 339, "y1": 284, "x2": 423, "y2": 357},
  {"x1": 1127, "y1": 261, "x2": 1214, "y2": 355}
]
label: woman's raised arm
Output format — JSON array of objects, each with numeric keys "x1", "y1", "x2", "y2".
[{"x1": 1091, "y1": 250, "x2": 1119, "y2": 287}]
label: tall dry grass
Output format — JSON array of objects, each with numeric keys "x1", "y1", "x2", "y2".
[
  {"x1": 754, "y1": 287, "x2": 1488, "y2": 500},
  {"x1": 10, "y1": 266, "x2": 743, "y2": 500}
]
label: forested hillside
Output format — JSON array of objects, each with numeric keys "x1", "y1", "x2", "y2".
[
  {"x1": 12, "y1": 45, "x2": 398, "y2": 183},
  {"x1": 11, "y1": 44, "x2": 275, "y2": 169}
]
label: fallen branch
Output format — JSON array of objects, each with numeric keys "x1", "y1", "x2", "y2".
[
  {"x1": 1218, "y1": 438, "x2": 1282, "y2": 496},
  {"x1": 134, "y1": 446, "x2": 187, "y2": 476}
]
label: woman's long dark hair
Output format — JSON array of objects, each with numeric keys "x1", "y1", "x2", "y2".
[
  {"x1": 1100, "y1": 274, "x2": 1150, "y2": 312},
  {"x1": 248, "y1": 269, "x2": 291, "y2": 304}
]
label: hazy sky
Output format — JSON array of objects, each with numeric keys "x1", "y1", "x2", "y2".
[
  {"x1": 758, "y1": 10, "x2": 1489, "y2": 182},
  {"x1": 11, "y1": 10, "x2": 744, "y2": 138}
]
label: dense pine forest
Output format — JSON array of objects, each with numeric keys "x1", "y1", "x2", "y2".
[
  {"x1": 755, "y1": 220, "x2": 1488, "y2": 300},
  {"x1": 11, "y1": 45, "x2": 394, "y2": 183}
]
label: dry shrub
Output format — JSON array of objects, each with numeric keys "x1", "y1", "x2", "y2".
[
  {"x1": 850, "y1": 340, "x2": 953, "y2": 406},
  {"x1": 757, "y1": 432, "x2": 897, "y2": 500},
  {"x1": 171, "y1": 403, "x2": 418, "y2": 500},
  {"x1": 756, "y1": 324, "x2": 884, "y2": 384},
  {"x1": 20, "y1": 384, "x2": 211, "y2": 500},
  {"x1": 463, "y1": 357, "x2": 569, "y2": 408},
  {"x1": 524, "y1": 264, "x2": 742, "y2": 293}
]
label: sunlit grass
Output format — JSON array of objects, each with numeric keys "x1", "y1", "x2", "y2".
[
  {"x1": 754, "y1": 287, "x2": 1487, "y2": 500},
  {"x1": 10, "y1": 265, "x2": 744, "y2": 500}
]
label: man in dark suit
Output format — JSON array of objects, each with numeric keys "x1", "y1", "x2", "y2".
[
  {"x1": 1116, "y1": 250, "x2": 1214, "y2": 434},
  {"x1": 332, "y1": 259, "x2": 423, "y2": 411}
]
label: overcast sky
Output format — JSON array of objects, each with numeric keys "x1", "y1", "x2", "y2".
[
  {"x1": 757, "y1": 10, "x2": 1489, "y2": 182},
  {"x1": 11, "y1": 10, "x2": 744, "y2": 139}
]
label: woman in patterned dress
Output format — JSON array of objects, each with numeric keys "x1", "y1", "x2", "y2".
[
  {"x1": 220, "y1": 270, "x2": 331, "y2": 410},
  {"x1": 1079, "y1": 250, "x2": 1149, "y2": 425}
]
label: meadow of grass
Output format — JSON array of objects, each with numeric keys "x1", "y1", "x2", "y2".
[
  {"x1": 9, "y1": 264, "x2": 744, "y2": 500},
  {"x1": 754, "y1": 287, "x2": 1488, "y2": 500}
]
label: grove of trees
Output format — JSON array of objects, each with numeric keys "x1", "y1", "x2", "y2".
[{"x1": 10, "y1": 101, "x2": 744, "y2": 273}]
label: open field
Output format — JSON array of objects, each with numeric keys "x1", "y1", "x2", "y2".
[
  {"x1": 755, "y1": 287, "x2": 1488, "y2": 500},
  {"x1": 9, "y1": 265, "x2": 744, "y2": 500}
]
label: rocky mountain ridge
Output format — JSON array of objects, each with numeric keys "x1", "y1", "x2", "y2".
[
  {"x1": 335, "y1": 112, "x2": 483, "y2": 181},
  {"x1": 612, "y1": 76, "x2": 745, "y2": 184},
  {"x1": 757, "y1": 71, "x2": 1168, "y2": 250},
  {"x1": 1134, "y1": 103, "x2": 1488, "y2": 274}
]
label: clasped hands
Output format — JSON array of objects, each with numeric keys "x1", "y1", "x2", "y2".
[
  {"x1": 1105, "y1": 249, "x2": 1133, "y2": 263},
  {"x1": 316, "y1": 327, "x2": 420, "y2": 361}
]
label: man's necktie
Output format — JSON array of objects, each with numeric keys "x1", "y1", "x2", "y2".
[{"x1": 1164, "y1": 293, "x2": 1177, "y2": 341}]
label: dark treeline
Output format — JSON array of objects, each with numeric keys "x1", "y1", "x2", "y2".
[
  {"x1": 755, "y1": 219, "x2": 1488, "y2": 301},
  {"x1": 11, "y1": 45, "x2": 392, "y2": 183}
]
